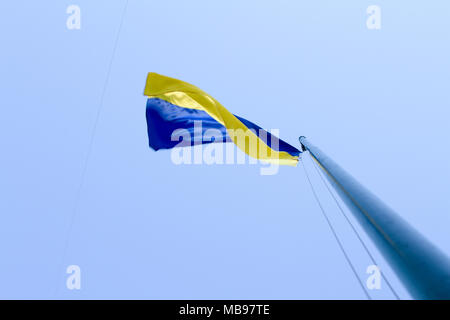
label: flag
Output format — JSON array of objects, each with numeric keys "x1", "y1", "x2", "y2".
[{"x1": 144, "y1": 73, "x2": 300, "y2": 166}]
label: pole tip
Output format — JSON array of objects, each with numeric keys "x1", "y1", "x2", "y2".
[{"x1": 298, "y1": 136, "x2": 307, "y2": 152}]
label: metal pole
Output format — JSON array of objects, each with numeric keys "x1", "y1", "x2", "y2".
[{"x1": 299, "y1": 136, "x2": 450, "y2": 300}]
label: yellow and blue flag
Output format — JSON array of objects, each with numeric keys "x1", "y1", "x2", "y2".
[{"x1": 144, "y1": 73, "x2": 301, "y2": 166}]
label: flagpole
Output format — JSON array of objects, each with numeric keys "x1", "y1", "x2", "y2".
[{"x1": 299, "y1": 136, "x2": 450, "y2": 300}]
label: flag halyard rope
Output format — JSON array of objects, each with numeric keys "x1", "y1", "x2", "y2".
[
  {"x1": 300, "y1": 155, "x2": 371, "y2": 300},
  {"x1": 307, "y1": 152, "x2": 400, "y2": 300},
  {"x1": 54, "y1": 0, "x2": 130, "y2": 296}
]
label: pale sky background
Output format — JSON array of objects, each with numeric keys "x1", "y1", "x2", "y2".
[{"x1": 0, "y1": 1, "x2": 449, "y2": 299}]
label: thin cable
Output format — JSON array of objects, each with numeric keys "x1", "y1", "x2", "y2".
[
  {"x1": 300, "y1": 156, "x2": 371, "y2": 300},
  {"x1": 54, "y1": 0, "x2": 129, "y2": 296},
  {"x1": 307, "y1": 152, "x2": 401, "y2": 300}
]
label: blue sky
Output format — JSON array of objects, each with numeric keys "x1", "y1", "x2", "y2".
[{"x1": 0, "y1": 1, "x2": 449, "y2": 299}]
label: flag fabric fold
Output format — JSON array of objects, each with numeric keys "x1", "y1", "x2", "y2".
[{"x1": 144, "y1": 72, "x2": 300, "y2": 166}]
